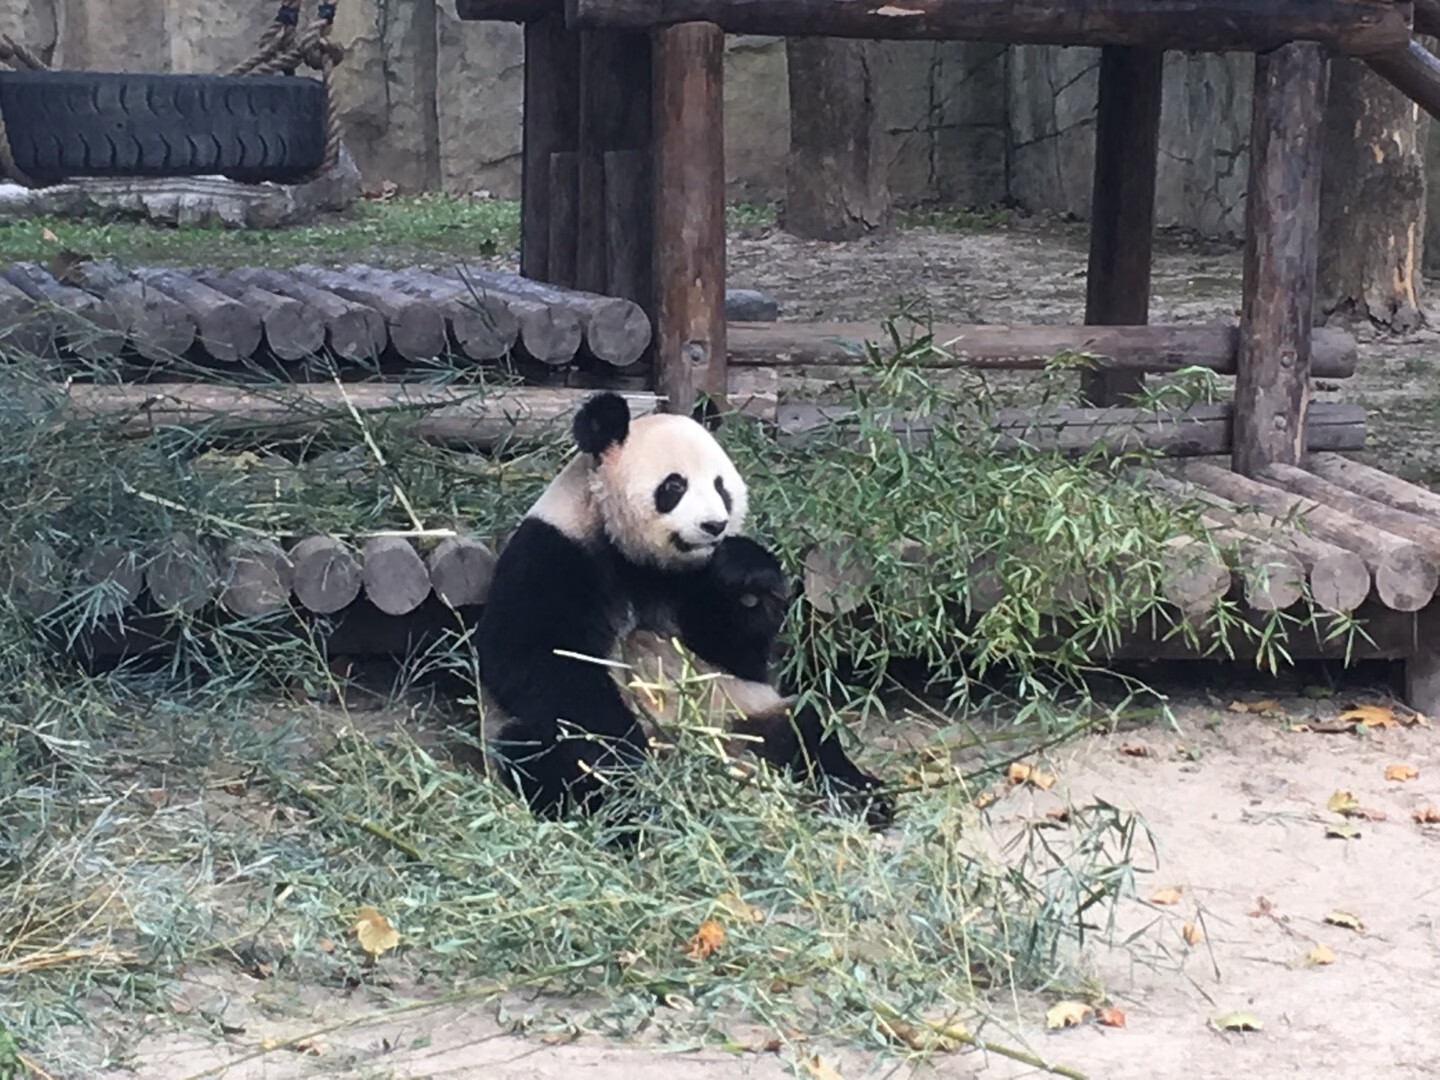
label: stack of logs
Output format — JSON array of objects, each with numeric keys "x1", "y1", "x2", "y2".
[
  {"x1": 0, "y1": 259, "x2": 654, "y2": 373},
  {"x1": 14, "y1": 451, "x2": 1438, "y2": 664}
]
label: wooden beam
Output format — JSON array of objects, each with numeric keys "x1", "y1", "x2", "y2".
[
  {"x1": 1082, "y1": 46, "x2": 1163, "y2": 406},
  {"x1": 1233, "y1": 42, "x2": 1329, "y2": 476},
  {"x1": 564, "y1": 0, "x2": 1412, "y2": 54},
  {"x1": 520, "y1": 16, "x2": 581, "y2": 283},
  {"x1": 653, "y1": 22, "x2": 727, "y2": 414},
  {"x1": 456, "y1": 0, "x2": 561, "y2": 20},
  {"x1": 1363, "y1": 38, "x2": 1440, "y2": 122},
  {"x1": 727, "y1": 321, "x2": 1359, "y2": 378}
]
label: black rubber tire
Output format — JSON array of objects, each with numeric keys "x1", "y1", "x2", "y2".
[{"x1": 0, "y1": 70, "x2": 328, "y2": 185}]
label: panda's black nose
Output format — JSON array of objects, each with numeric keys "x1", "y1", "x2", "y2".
[{"x1": 700, "y1": 519, "x2": 727, "y2": 537}]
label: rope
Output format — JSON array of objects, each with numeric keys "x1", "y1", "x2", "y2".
[{"x1": 0, "y1": 1, "x2": 344, "y2": 188}]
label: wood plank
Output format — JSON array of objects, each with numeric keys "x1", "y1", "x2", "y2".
[
  {"x1": 457, "y1": 0, "x2": 561, "y2": 19},
  {"x1": 1082, "y1": 46, "x2": 1163, "y2": 406},
  {"x1": 564, "y1": 0, "x2": 1412, "y2": 54},
  {"x1": 1363, "y1": 38, "x2": 1440, "y2": 122},
  {"x1": 727, "y1": 321, "x2": 1358, "y2": 378},
  {"x1": 520, "y1": 15, "x2": 581, "y2": 282},
  {"x1": 1233, "y1": 42, "x2": 1329, "y2": 475}
]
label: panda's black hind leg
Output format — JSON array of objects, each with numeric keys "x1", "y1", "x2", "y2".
[{"x1": 740, "y1": 704, "x2": 894, "y2": 829}]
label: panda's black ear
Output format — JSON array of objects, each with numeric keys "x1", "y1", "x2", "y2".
[{"x1": 573, "y1": 391, "x2": 631, "y2": 456}]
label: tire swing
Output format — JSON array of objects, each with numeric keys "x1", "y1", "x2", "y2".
[{"x1": 0, "y1": 0, "x2": 343, "y2": 188}]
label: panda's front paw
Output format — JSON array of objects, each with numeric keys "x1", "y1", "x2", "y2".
[
  {"x1": 709, "y1": 535, "x2": 787, "y2": 598},
  {"x1": 831, "y1": 772, "x2": 896, "y2": 830}
]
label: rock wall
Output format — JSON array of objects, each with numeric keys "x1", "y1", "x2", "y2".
[{"x1": 4, "y1": 0, "x2": 1437, "y2": 244}]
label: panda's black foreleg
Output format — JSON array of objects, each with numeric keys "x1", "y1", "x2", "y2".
[{"x1": 738, "y1": 704, "x2": 894, "y2": 828}]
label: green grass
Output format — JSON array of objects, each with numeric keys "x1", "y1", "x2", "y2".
[
  {"x1": 0, "y1": 193, "x2": 523, "y2": 269},
  {"x1": 895, "y1": 205, "x2": 1014, "y2": 232}
]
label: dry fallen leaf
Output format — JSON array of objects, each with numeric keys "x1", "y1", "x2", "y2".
[
  {"x1": 1248, "y1": 895, "x2": 1275, "y2": 918},
  {"x1": 685, "y1": 919, "x2": 725, "y2": 960},
  {"x1": 1323, "y1": 909, "x2": 1365, "y2": 932},
  {"x1": 1210, "y1": 1011, "x2": 1262, "y2": 1032},
  {"x1": 1044, "y1": 1000, "x2": 1092, "y2": 1030},
  {"x1": 40, "y1": 225, "x2": 58, "y2": 242},
  {"x1": 1384, "y1": 763, "x2": 1419, "y2": 782},
  {"x1": 1181, "y1": 922, "x2": 1203, "y2": 946},
  {"x1": 714, "y1": 892, "x2": 765, "y2": 924},
  {"x1": 1325, "y1": 823, "x2": 1361, "y2": 840},
  {"x1": 1007, "y1": 762, "x2": 1056, "y2": 790},
  {"x1": 317, "y1": 937, "x2": 334, "y2": 954},
  {"x1": 1337, "y1": 703, "x2": 1400, "y2": 729},
  {"x1": 1306, "y1": 943, "x2": 1335, "y2": 966},
  {"x1": 801, "y1": 1054, "x2": 844, "y2": 1080},
  {"x1": 1118, "y1": 742, "x2": 1150, "y2": 757},
  {"x1": 974, "y1": 790, "x2": 998, "y2": 810},
  {"x1": 1326, "y1": 790, "x2": 1359, "y2": 815},
  {"x1": 1044, "y1": 807, "x2": 1071, "y2": 822},
  {"x1": 1229, "y1": 698, "x2": 1282, "y2": 715},
  {"x1": 1149, "y1": 886, "x2": 1183, "y2": 906},
  {"x1": 1353, "y1": 807, "x2": 1388, "y2": 822},
  {"x1": 351, "y1": 907, "x2": 399, "y2": 958},
  {"x1": 1412, "y1": 804, "x2": 1440, "y2": 824},
  {"x1": 1096, "y1": 1006, "x2": 1126, "y2": 1028}
]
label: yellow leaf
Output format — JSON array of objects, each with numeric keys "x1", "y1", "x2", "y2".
[
  {"x1": 1326, "y1": 790, "x2": 1359, "y2": 814},
  {"x1": 801, "y1": 1054, "x2": 844, "y2": 1080},
  {"x1": 1306, "y1": 943, "x2": 1335, "y2": 965},
  {"x1": 685, "y1": 919, "x2": 724, "y2": 960},
  {"x1": 1096, "y1": 1006, "x2": 1126, "y2": 1028},
  {"x1": 1044, "y1": 1000, "x2": 1092, "y2": 1030},
  {"x1": 40, "y1": 226, "x2": 58, "y2": 242},
  {"x1": 1149, "y1": 886, "x2": 1183, "y2": 906},
  {"x1": 1210, "y1": 1011, "x2": 1262, "y2": 1032},
  {"x1": 1228, "y1": 698, "x2": 1283, "y2": 716},
  {"x1": 1384, "y1": 763, "x2": 1419, "y2": 782},
  {"x1": 974, "y1": 789, "x2": 998, "y2": 810},
  {"x1": 1007, "y1": 762, "x2": 1056, "y2": 789},
  {"x1": 1325, "y1": 823, "x2": 1361, "y2": 840},
  {"x1": 1181, "y1": 922, "x2": 1203, "y2": 946},
  {"x1": 1323, "y1": 909, "x2": 1365, "y2": 932},
  {"x1": 714, "y1": 892, "x2": 764, "y2": 924},
  {"x1": 1336, "y1": 703, "x2": 1400, "y2": 729},
  {"x1": 351, "y1": 906, "x2": 399, "y2": 958}
]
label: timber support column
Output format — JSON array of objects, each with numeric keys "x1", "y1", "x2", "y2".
[
  {"x1": 520, "y1": 15, "x2": 581, "y2": 285},
  {"x1": 1233, "y1": 41, "x2": 1330, "y2": 476},
  {"x1": 1082, "y1": 46, "x2": 1163, "y2": 406},
  {"x1": 653, "y1": 21, "x2": 727, "y2": 416}
]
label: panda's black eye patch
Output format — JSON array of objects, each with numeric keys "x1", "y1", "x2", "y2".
[
  {"x1": 655, "y1": 473, "x2": 688, "y2": 514},
  {"x1": 715, "y1": 476, "x2": 733, "y2": 513}
]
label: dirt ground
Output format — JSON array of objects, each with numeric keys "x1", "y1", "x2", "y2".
[{"x1": 71, "y1": 216, "x2": 1440, "y2": 1078}]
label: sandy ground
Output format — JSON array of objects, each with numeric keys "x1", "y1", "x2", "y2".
[
  {"x1": 59, "y1": 217, "x2": 1440, "y2": 1078},
  {"x1": 107, "y1": 693, "x2": 1440, "y2": 1080}
]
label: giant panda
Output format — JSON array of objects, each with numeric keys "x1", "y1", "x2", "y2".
[{"x1": 476, "y1": 390, "x2": 890, "y2": 825}]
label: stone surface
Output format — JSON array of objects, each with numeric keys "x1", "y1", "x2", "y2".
[
  {"x1": 0, "y1": 144, "x2": 362, "y2": 227},
  {"x1": 724, "y1": 35, "x2": 790, "y2": 202},
  {"x1": 436, "y1": 12, "x2": 523, "y2": 197},
  {"x1": 725, "y1": 288, "x2": 779, "y2": 322}
]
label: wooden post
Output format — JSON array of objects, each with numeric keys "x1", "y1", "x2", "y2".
[
  {"x1": 576, "y1": 30, "x2": 653, "y2": 296},
  {"x1": 1081, "y1": 46, "x2": 1163, "y2": 406},
  {"x1": 653, "y1": 21, "x2": 727, "y2": 415},
  {"x1": 520, "y1": 15, "x2": 581, "y2": 283},
  {"x1": 1233, "y1": 42, "x2": 1329, "y2": 476}
]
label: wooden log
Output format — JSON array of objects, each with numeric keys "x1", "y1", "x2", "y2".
[
  {"x1": 653, "y1": 21, "x2": 727, "y2": 413},
  {"x1": 133, "y1": 268, "x2": 263, "y2": 363},
  {"x1": 5, "y1": 539, "x2": 64, "y2": 616},
  {"x1": 564, "y1": 0, "x2": 1412, "y2": 54},
  {"x1": 521, "y1": 15, "x2": 581, "y2": 282},
  {"x1": 0, "y1": 275, "x2": 56, "y2": 356},
  {"x1": 419, "y1": 267, "x2": 581, "y2": 366},
  {"x1": 2, "y1": 262, "x2": 125, "y2": 360},
  {"x1": 457, "y1": 0, "x2": 564, "y2": 19},
  {"x1": 288, "y1": 265, "x2": 448, "y2": 362},
  {"x1": 342, "y1": 265, "x2": 519, "y2": 362},
  {"x1": 726, "y1": 321, "x2": 1359, "y2": 378},
  {"x1": 1082, "y1": 46, "x2": 1162, "y2": 407},
  {"x1": 77, "y1": 545, "x2": 144, "y2": 619},
  {"x1": 58, "y1": 260, "x2": 198, "y2": 362},
  {"x1": 1213, "y1": 529, "x2": 1306, "y2": 612},
  {"x1": 63, "y1": 382, "x2": 661, "y2": 449},
  {"x1": 360, "y1": 536, "x2": 432, "y2": 617},
  {"x1": 605, "y1": 149, "x2": 654, "y2": 312},
  {"x1": 802, "y1": 539, "x2": 873, "y2": 616},
  {"x1": 1416, "y1": 0, "x2": 1440, "y2": 35},
  {"x1": 1158, "y1": 536, "x2": 1234, "y2": 616},
  {"x1": 222, "y1": 267, "x2": 387, "y2": 361},
  {"x1": 1140, "y1": 467, "x2": 1369, "y2": 613},
  {"x1": 1233, "y1": 42, "x2": 1329, "y2": 476},
  {"x1": 144, "y1": 534, "x2": 216, "y2": 614},
  {"x1": 725, "y1": 365, "x2": 780, "y2": 422},
  {"x1": 448, "y1": 265, "x2": 651, "y2": 366},
  {"x1": 289, "y1": 536, "x2": 362, "y2": 615},
  {"x1": 1364, "y1": 38, "x2": 1440, "y2": 123},
  {"x1": 427, "y1": 536, "x2": 497, "y2": 608},
  {"x1": 1405, "y1": 605, "x2": 1440, "y2": 715},
  {"x1": 576, "y1": 30, "x2": 653, "y2": 295},
  {"x1": 1306, "y1": 453, "x2": 1440, "y2": 518},
  {"x1": 189, "y1": 271, "x2": 325, "y2": 362},
  {"x1": 219, "y1": 539, "x2": 294, "y2": 618},
  {"x1": 548, "y1": 150, "x2": 581, "y2": 290},
  {"x1": 1178, "y1": 459, "x2": 1436, "y2": 612},
  {"x1": 1256, "y1": 462, "x2": 1440, "y2": 559}
]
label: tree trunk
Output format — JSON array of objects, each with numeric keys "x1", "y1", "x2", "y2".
[
  {"x1": 1319, "y1": 56, "x2": 1427, "y2": 331},
  {"x1": 780, "y1": 38, "x2": 890, "y2": 241}
]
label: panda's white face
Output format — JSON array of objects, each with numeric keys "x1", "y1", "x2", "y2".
[{"x1": 592, "y1": 413, "x2": 749, "y2": 569}]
